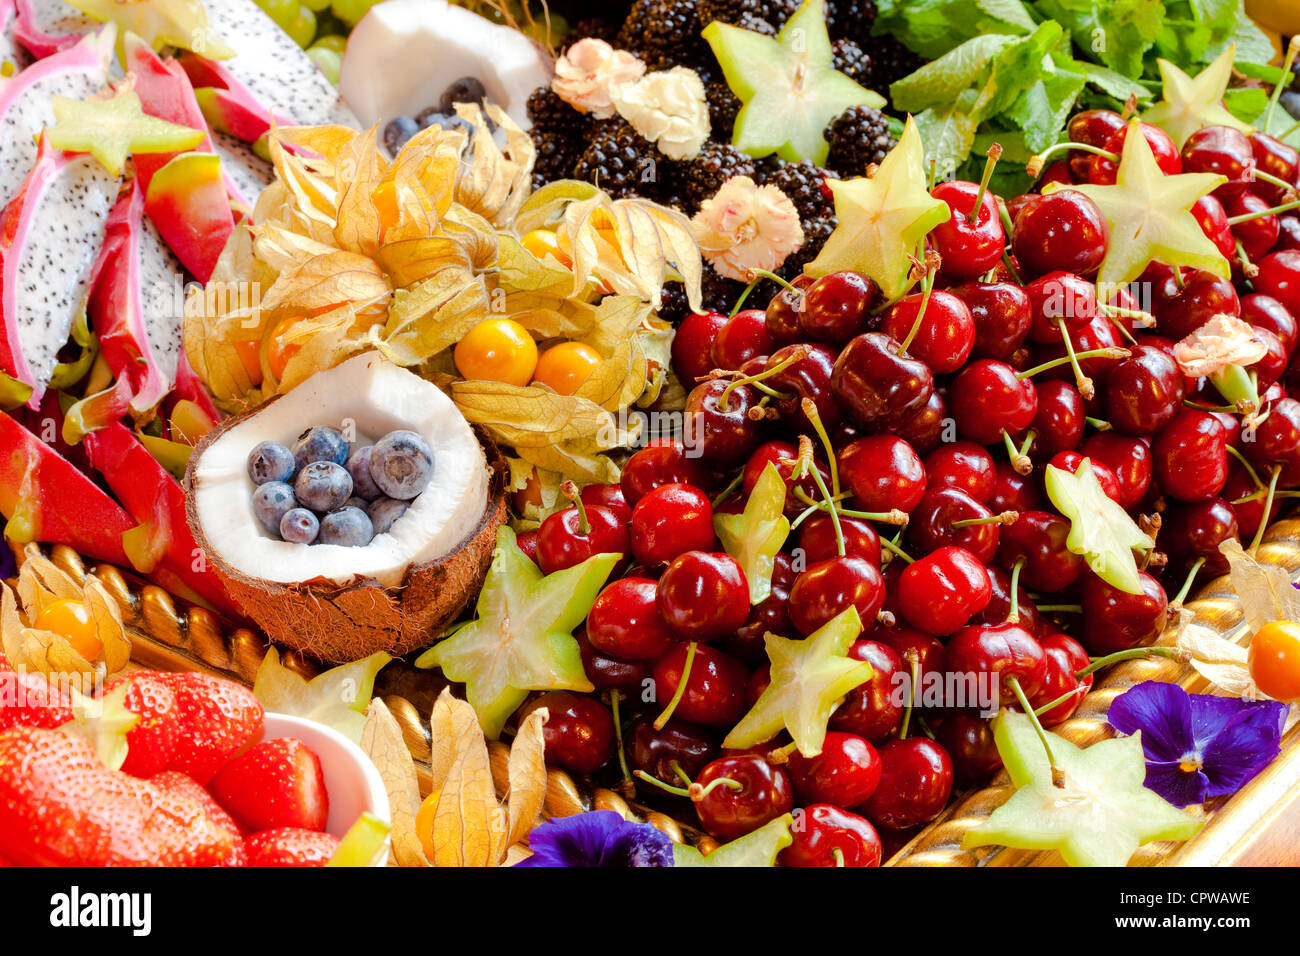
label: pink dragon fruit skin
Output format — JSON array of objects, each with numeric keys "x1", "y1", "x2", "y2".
[
  {"x1": 2, "y1": 0, "x2": 34, "y2": 71},
  {"x1": 10, "y1": 0, "x2": 92, "y2": 59},
  {"x1": 0, "y1": 133, "x2": 119, "y2": 410},
  {"x1": 90, "y1": 180, "x2": 188, "y2": 420}
]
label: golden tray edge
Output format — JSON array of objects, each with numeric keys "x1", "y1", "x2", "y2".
[{"x1": 29, "y1": 516, "x2": 1300, "y2": 866}]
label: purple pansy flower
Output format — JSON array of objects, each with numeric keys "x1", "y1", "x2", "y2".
[
  {"x1": 0, "y1": 545, "x2": 14, "y2": 581},
  {"x1": 515, "y1": 810, "x2": 674, "y2": 867},
  {"x1": 1108, "y1": 680, "x2": 1288, "y2": 808}
]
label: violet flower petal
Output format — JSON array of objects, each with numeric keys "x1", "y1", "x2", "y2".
[
  {"x1": 1107, "y1": 681, "x2": 1194, "y2": 763},
  {"x1": 515, "y1": 810, "x2": 673, "y2": 867},
  {"x1": 1200, "y1": 700, "x2": 1289, "y2": 799},
  {"x1": 1186, "y1": 692, "x2": 1250, "y2": 752},
  {"x1": 1143, "y1": 758, "x2": 1210, "y2": 808}
]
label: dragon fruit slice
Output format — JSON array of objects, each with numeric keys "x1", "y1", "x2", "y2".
[
  {"x1": 89, "y1": 180, "x2": 187, "y2": 420},
  {"x1": 11, "y1": 0, "x2": 93, "y2": 59},
  {"x1": 0, "y1": 134, "x2": 119, "y2": 410},
  {"x1": 0, "y1": 410, "x2": 135, "y2": 566},
  {"x1": 179, "y1": 0, "x2": 357, "y2": 130},
  {"x1": 0, "y1": 24, "x2": 112, "y2": 209},
  {"x1": 143, "y1": 151, "x2": 234, "y2": 282},
  {"x1": 2, "y1": 0, "x2": 34, "y2": 72},
  {"x1": 211, "y1": 130, "x2": 271, "y2": 210}
]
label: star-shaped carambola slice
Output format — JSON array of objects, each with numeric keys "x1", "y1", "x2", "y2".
[
  {"x1": 805, "y1": 115, "x2": 950, "y2": 299},
  {"x1": 723, "y1": 606, "x2": 872, "y2": 756},
  {"x1": 1052, "y1": 119, "x2": 1228, "y2": 290},
  {"x1": 714, "y1": 462, "x2": 791, "y2": 604},
  {"x1": 963, "y1": 712, "x2": 1203, "y2": 866},
  {"x1": 66, "y1": 0, "x2": 234, "y2": 59},
  {"x1": 46, "y1": 88, "x2": 206, "y2": 177},
  {"x1": 1045, "y1": 459, "x2": 1154, "y2": 595},
  {"x1": 1143, "y1": 44, "x2": 1250, "y2": 150},
  {"x1": 702, "y1": 0, "x2": 884, "y2": 165},
  {"x1": 673, "y1": 814, "x2": 793, "y2": 867},
  {"x1": 415, "y1": 527, "x2": 620, "y2": 738}
]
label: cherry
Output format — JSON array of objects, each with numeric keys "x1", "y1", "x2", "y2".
[
  {"x1": 1249, "y1": 326, "x2": 1288, "y2": 390},
  {"x1": 779, "y1": 804, "x2": 882, "y2": 867},
  {"x1": 684, "y1": 379, "x2": 763, "y2": 468},
  {"x1": 862, "y1": 738, "x2": 954, "y2": 830},
  {"x1": 988, "y1": 460, "x2": 1045, "y2": 513},
  {"x1": 1151, "y1": 268, "x2": 1240, "y2": 339},
  {"x1": 1030, "y1": 312, "x2": 1125, "y2": 388},
  {"x1": 577, "y1": 627, "x2": 652, "y2": 693},
  {"x1": 1243, "y1": 396, "x2": 1300, "y2": 485},
  {"x1": 798, "y1": 514, "x2": 881, "y2": 566},
  {"x1": 627, "y1": 716, "x2": 719, "y2": 787},
  {"x1": 652, "y1": 643, "x2": 748, "y2": 728},
  {"x1": 1181, "y1": 125, "x2": 1255, "y2": 199},
  {"x1": 728, "y1": 554, "x2": 797, "y2": 664},
  {"x1": 798, "y1": 271, "x2": 878, "y2": 344},
  {"x1": 828, "y1": 639, "x2": 905, "y2": 743},
  {"x1": 1105, "y1": 343, "x2": 1186, "y2": 436},
  {"x1": 580, "y1": 483, "x2": 632, "y2": 523},
  {"x1": 515, "y1": 530, "x2": 539, "y2": 564},
  {"x1": 1048, "y1": 451, "x2": 1121, "y2": 502},
  {"x1": 1152, "y1": 409, "x2": 1228, "y2": 502},
  {"x1": 1241, "y1": 293, "x2": 1299, "y2": 357},
  {"x1": 1225, "y1": 461, "x2": 1282, "y2": 540},
  {"x1": 1160, "y1": 498, "x2": 1240, "y2": 577},
  {"x1": 997, "y1": 511, "x2": 1084, "y2": 592},
  {"x1": 765, "y1": 277, "x2": 811, "y2": 346},
  {"x1": 788, "y1": 556, "x2": 885, "y2": 636},
  {"x1": 1089, "y1": 122, "x2": 1181, "y2": 185},
  {"x1": 1026, "y1": 379, "x2": 1085, "y2": 458},
  {"x1": 1012, "y1": 189, "x2": 1110, "y2": 277},
  {"x1": 711, "y1": 308, "x2": 772, "y2": 370},
  {"x1": 837, "y1": 434, "x2": 926, "y2": 513},
  {"x1": 887, "y1": 388, "x2": 948, "y2": 456},
  {"x1": 690, "y1": 755, "x2": 794, "y2": 841},
  {"x1": 536, "y1": 499, "x2": 629, "y2": 575},
  {"x1": 1192, "y1": 194, "x2": 1236, "y2": 259},
  {"x1": 671, "y1": 310, "x2": 727, "y2": 385},
  {"x1": 831, "y1": 332, "x2": 935, "y2": 430},
  {"x1": 897, "y1": 546, "x2": 992, "y2": 636},
  {"x1": 1250, "y1": 130, "x2": 1300, "y2": 205},
  {"x1": 923, "y1": 441, "x2": 996, "y2": 503},
  {"x1": 517, "y1": 692, "x2": 615, "y2": 775},
  {"x1": 587, "y1": 578, "x2": 677, "y2": 660},
  {"x1": 786, "y1": 731, "x2": 882, "y2": 807},
  {"x1": 1025, "y1": 270, "x2": 1097, "y2": 343},
  {"x1": 657, "y1": 551, "x2": 750, "y2": 642},
  {"x1": 1031, "y1": 636, "x2": 1089, "y2": 727},
  {"x1": 945, "y1": 621, "x2": 1047, "y2": 705},
  {"x1": 1079, "y1": 570, "x2": 1169, "y2": 656},
  {"x1": 973, "y1": 564, "x2": 1041, "y2": 635},
  {"x1": 1080, "y1": 432, "x2": 1153, "y2": 511},
  {"x1": 879, "y1": 289, "x2": 976, "y2": 373},
  {"x1": 876, "y1": 628, "x2": 948, "y2": 691},
  {"x1": 621, "y1": 439, "x2": 712, "y2": 506},
  {"x1": 630, "y1": 483, "x2": 716, "y2": 566},
  {"x1": 1035, "y1": 159, "x2": 1075, "y2": 190},
  {"x1": 1256, "y1": 250, "x2": 1300, "y2": 317},
  {"x1": 743, "y1": 440, "x2": 831, "y2": 518},
  {"x1": 948, "y1": 359, "x2": 1037, "y2": 445},
  {"x1": 950, "y1": 281, "x2": 1033, "y2": 361},
  {"x1": 1227, "y1": 192, "x2": 1281, "y2": 262},
  {"x1": 931, "y1": 179, "x2": 1004, "y2": 280},
  {"x1": 906, "y1": 486, "x2": 1005, "y2": 564},
  {"x1": 934, "y1": 713, "x2": 1001, "y2": 784},
  {"x1": 1066, "y1": 109, "x2": 1126, "y2": 179}
]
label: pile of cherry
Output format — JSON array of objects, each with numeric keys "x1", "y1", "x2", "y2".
[{"x1": 507, "y1": 108, "x2": 1300, "y2": 866}]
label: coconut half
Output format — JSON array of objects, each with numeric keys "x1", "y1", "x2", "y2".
[{"x1": 185, "y1": 352, "x2": 506, "y2": 663}]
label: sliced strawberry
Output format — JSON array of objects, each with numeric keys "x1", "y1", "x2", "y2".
[
  {"x1": 210, "y1": 736, "x2": 328, "y2": 833},
  {"x1": 166, "y1": 672, "x2": 263, "y2": 784},
  {"x1": 0, "y1": 659, "x2": 73, "y2": 730},
  {"x1": 243, "y1": 828, "x2": 340, "y2": 867},
  {"x1": 105, "y1": 671, "x2": 180, "y2": 777},
  {"x1": 150, "y1": 770, "x2": 246, "y2": 866}
]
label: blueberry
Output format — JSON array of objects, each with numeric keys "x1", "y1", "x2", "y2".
[
  {"x1": 247, "y1": 441, "x2": 295, "y2": 485},
  {"x1": 346, "y1": 445, "x2": 383, "y2": 500},
  {"x1": 280, "y1": 508, "x2": 320, "y2": 544},
  {"x1": 367, "y1": 497, "x2": 409, "y2": 534},
  {"x1": 414, "y1": 108, "x2": 471, "y2": 133},
  {"x1": 343, "y1": 496, "x2": 370, "y2": 511},
  {"x1": 369, "y1": 430, "x2": 434, "y2": 499},
  {"x1": 383, "y1": 115, "x2": 419, "y2": 154},
  {"x1": 253, "y1": 482, "x2": 297, "y2": 536},
  {"x1": 295, "y1": 460, "x2": 353, "y2": 512},
  {"x1": 319, "y1": 507, "x2": 375, "y2": 547},
  {"x1": 438, "y1": 76, "x2": 487, "y2": 114},
  {"x1": 293, "y1": 425, "x2": 349, "y2": 470}
]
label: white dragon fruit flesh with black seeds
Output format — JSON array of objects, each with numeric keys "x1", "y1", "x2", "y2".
[
  {"x1": 211, "y1": 129, "x2": 273, "y2": 207},
  {"x1": 11, "y1": 0, "x2": 95, "y2": 58}
]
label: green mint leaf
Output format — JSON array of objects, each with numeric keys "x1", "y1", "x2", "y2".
[
  {"x1": 873, "y1": 0, "x2": 1032, "y2": 58},
  {"x1": 1223, "y1": 87, "x2": 1271, "y2": 125},
  {"x1": 914, "y1": 95, "x2": 981, "y2": 181},
  {"x1": 1007, "y1": 66, "x2": 1085, "y2": 151},
  {"x1": 1072, "y1": 60, "x2": 1155, "y2": 102},
  {"x1": 891, "y1": 34, "x2": 1018, "y2": 113}
]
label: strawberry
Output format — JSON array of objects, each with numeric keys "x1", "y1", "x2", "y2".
[
  {"x1": 243, "y1": 828, "x2": 340, "y2": 867},
  {"x1": 210, "y1": 736, "x2": 329, "y2": 832},
  {"x1": 0, "y1": 659, "x2": 73, "y2": 730},
  {"x1": 150, "y1": 771, "x2": 247, "y2": 866},
  {"x1": 105, "y1": 671, "x2": 180, "y2": 777},
  {"x1": 167, "y1": 672, "x2": 263, "y2": 783},
  {"x1": 0, "y1": 727, "x2": 241, "y2": 866}
]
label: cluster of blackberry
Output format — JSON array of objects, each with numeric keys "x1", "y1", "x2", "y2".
[{"x1": 527, "y1": 0, "x2": 914, "y2": 318}]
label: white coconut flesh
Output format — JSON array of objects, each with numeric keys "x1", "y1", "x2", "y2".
[{"x1": 193, "y1": 352, "x2": 489, "y2": 589}]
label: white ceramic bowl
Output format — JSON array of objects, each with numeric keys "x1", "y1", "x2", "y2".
[{"x1": 260, "y1": 713, "x2": 390, "y2": 846}]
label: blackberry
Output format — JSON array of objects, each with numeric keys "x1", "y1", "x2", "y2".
[
  {"x1": 616, "y1": 0, "x2": 711, "y2": 71},
  {"x1": 824, "y1": 0, "x2": 878, "y2": 44},
  {"x1": 759, "y1": 160, "x2": 837, "y2": 223},
  {"x1": 860, "y1": 35, "x2": 924, "y2": 91},
  {"x1": 527, "y1": 87, "x2": 590, "y2": 186},
  {"x1": 783, "y1": 213, "x2": 836, "y2": 277},
  {"x1": 657, "y1": 282, "x2": 692, "y2": 324},
  {"x1": 526, "y1": 87, "x2": 586, "y2": 131},
  {"x1": 698, "y1": 0, "x2": 798, "y2": 27},
  {"x1": 573, "y1": 121, "x2": 662, "y2": 199},
  {"x1": 700, "y1": 265, "x2": 747, "y2": 314},
  {"x1": 677, "y1": 141, "x2": 757, "y2": 214},
  {"x1": 560, "y1": 17, "x2": 618, "y2": 51},
  {"x1": 831, "y1": 38, "x2": 872, "y2": 87},
  {"x1": 703, "y1": 76, "x2": 742, "y2": 139},
  {"x1": 824, "y1": 105, "x2": 896, "y2": 178}
]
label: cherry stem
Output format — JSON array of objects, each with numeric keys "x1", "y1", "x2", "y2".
[
  {"x1": 654, "y1": 641, "x2": 697, "y2": 730},
  {"x1": 710, "y1": 469, "x2": 745, "y2": 509},
  {"x1": 1035, "y1": 604, "x2": 1082, "y2": 613},
  {"x1": 609, "y1": 690, "x2": 635, "y2": 798},
  {"x1": 670, "y1": 760, "x2": 693, "y2": 787},
  {"x1": 801, "y1": 397, "x2": 841, "y2": 499},
  {"x1": 766, "y1": 741, "x2": 798, "y2": 764},
  {"x1": 633, "y1": 770, "x2": 691, "y2": 798},
  {"x1": 1264, "y1": 37, "x2": 1300, "y2": 132},
  {"x1": 1254, "y1": 168, "x2": 1297, "y2": 196},
  {"x1": 1169, "y1": 557, "x2": 1206, "y2": 610},
  {"x1": 1075, "y1": 645, "x2": 1186, "y2": 679},
  {"x1": 730, "y1": 277, "x2": 760, "y2": 317},
  {"x1": 747, "y1": 269, "x2": 799, "y2": 295},
  {"x1": 1007, "y1": 557, "x2": 1025, "y2": 624},
  {"x1": 1226, "y1": 195, "x2": 1300, "y2": 225},
  {"x1": 1027, "y1": 141, "x2": 1117, "y2": 176},
  {"x1": 879, "y1": 535, "x2": 916, "y2": 565},
  {"x1": 561, "y1": 480, "x2": 591, "y2": 535},
  {"x1": 1032, "y1": 685, "x2": 1084, "y2": 718},
  {"x1": 806, "y1": 452, "x2": 847, "y2": 558},
  {"x1": 898, "y1": 266, "x2": 937, "y2": 355},
  {"x1": 1099, "y1": 310, "x2": 1140, "y2": 345},
  {"x1": 1235, "y1": 239, "x2": 1259, "y2": 279},
  {"x1": 792, "y1": 488, "x2": 908, "y2": 525},
  {"x1": 1248, "y1": 465, "x2": 1282, "y2": 554},
  {"x1": 1084, "y1": 416, "x2": 1112, "y2": 432},
  {"x1": 1005, "y1": 675, "x2": 1064, "y2": 788},
  {"x1": 1015, "y1": 347, "x2": 1128, "y2": 381},
  {"x1": 832, "y1": 847, "x2": 846, "y2": 868},
  {"x1": 720, "y1": 348, "x2": 806, "y2": 411},
  {"x1": 951, "y1": 511, "x2": 1018, "y2": 529},
  {"x1": 1001, "y1": 429, "x2": 1033, "y2": 476},
  {"x1": 1225, "y1": 445, "x2": 1267, "y2": 491},
  {"x1": 1173, "y1": 267, "x2": 1187, "y2": 291},
  {"x1": 1185, "y1": 399, "x2": 1243, "y2": 414},
  {"x1": 966, "y1": 142, "x2": 1002, "y2": 224},
  {"x1": 688, "y1": 776, "x2": 745, "y2": 801},
  {"x1": 1001, "y1": 247, "x2": 1023, "y2": 287},
  {"x1": 898, "y1": 652, "x2": 920, "y2": 740}
]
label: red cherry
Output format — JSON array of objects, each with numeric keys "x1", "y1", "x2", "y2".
[
  {"x1": 671, "y1": 310, "x2": 727, "y2": 385},
  {"x1": 656, "y1": 551, "x2": 750, "y2": 642},
  {"x1": 798, "y1": 271, "x2": 879, "y2": 344},
  {"x1": 742, "y1": 440, "x2": 831, "y2": 518},
  {"x1": 515, "y1": 530, "x2": 539, "y2": 564},
  {"x1": 950, "y1": 281, "x2": 1033, "y2": 361},
  {"x1": 652, "y1": 643, "x2": 748, "y2": 728},
  {"x1": 1160, "y1": 497, "x2": 1240, "y2": 577},
  {"x1": 765, "y1": 343, "x2": 841, "y2": 432},
  {"x1": 691, "y1": 755, "x2": 794, "y2": 841},
  {"x1": 728, "y1": 554, "x2": 797, "y2": 664},
  {"x1": 837, "y1": 434, "x2": 926, "y2": 513},
  {"x1": 1047, "y1": 451, "x2": 1122, "y2": 503},
  {"x1": 832, "y1": 332, "x2": 935, "y2": 430},
  {"x1": 1250, "y1": 130, "x2": 1300, "y2": 204},
  {"x1": 879, "y1": 289, "x2": 976, "y2": 373},
  {"x1": 930, "y1": 180, "x2": 1005, "y2": 280},
  {"x1": 711, "y1": 308, "x2": 772, "y2": 370},
  {"x1": 897, "y1": 546, "x2": 992, "y2": 636},
  {"x1": 587, "y1": 578, "x2": 677, "y2": 660},
  {"x1": 630, "y1": 483, "x2": 715, "y2": 566},
  {"x1": 1152, "y1": 409, "x2": 1228, "y2": 502},
  {"x1": 1088, "y1": 122, "x2": 1180, "y2": 184},
  {"x1": 577, "y1": 628, "x2": 652, "y2": 694},
  {"x1": 905, "y1": 486, "x2": 1004, "y2": 564},
  {"x1": 1226, "y1": 192, "x2": 1280, "y2": 262},
  {"x1": 621, "y1": 439, "x2": 712, "y2": 506},
  {"x1": 684, "y1": 379, "x2": 763, "y2": 468},
  {"x1": 626, "y1": 716, "x2": 719, "y2": 786},
  {"x1": 1104, "y1": 342, "x2": 1186, "y2": 436},
  {"x1": 934, "y1": 713, "x2": 1002, "y2": 784},
  {"x1": 786, "y1": 731, "x2": 882, "y2": 807},
  {"x1": 923, "y1": 441, "x2": 996, "y2": 503},
  {"x1": 828, "y1": 639, "x2": 906, "y2": 743},
  {"x1": 518, "y1": 691, "x2": 615, "y2": 774},
  {"x1": 887, "y1": 388, "x2": 949, "y2": 456},
  {"x1": 1241, "y1": 293, "x2": 1299, "y2": 357},
  {"x1": 1079, "y1": 570, "x2": 1168, "y2": 656},
  {"x1": 1026, "y1": 379, "x2": 1085, "y2": 458},
  {"x1": 1151, "y1": 268, "x2": 1240, "y2": 339},
  {"x1": 1030, "y1": 636, "x2": 1089, "y2": 727},
  {"x1": 1192, "y1": 194, "x2": 1236, "y2": 259},
  {"x1": 1025, "y1": 270, "x2": 1097, "y2": 344},
  {"x1": 988, "y1": 460, "x2": 1045, "y2": 514},
  {"x1": 948, "y1": 359, "x2": 1037, "y2": 445},
  {"x1": 1066, "y1": 109, "x2": 1126, "y2": 179},
  {"x1": 797, "y1": 514, "x2": 881, "y2": 566},
  {"x1": 1011, "y1": 189, "x2": 1109, "y2": 277},
  {"x1": 765, "y1": 277, "x2": 811, "y2": 346},
  {"x1": 779, "y1": 804, "x2": 882, "y2": 867},
  {"x1": 1080, "y1": 432, "x2": 1153, "y2": 511},
  {"x1": 1181, "y1": 125, "x2": 1256, "y2": 199},
  {"x1": 788, "y1": 555, "x2": 885, "y2": 636},
  {"x1": 536, "y1": 503, "x2": 629, "y2": 574},
  {"x1": 997, "y1": 511, "x2": 1084, "y2": 593},
  {"x1": 861, "y1": 738, "x2": 954, "y2": 830},
  {"x1": 580, "y1": 483, "x2": 632, "y2": 523},
  {"x1": 945, "y1": 621, "x2": 1047, "y2": 705}
]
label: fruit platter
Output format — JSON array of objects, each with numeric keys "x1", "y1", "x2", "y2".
[{"x1": 5, "y1": 0, "x2": 1300, "y2": 873}]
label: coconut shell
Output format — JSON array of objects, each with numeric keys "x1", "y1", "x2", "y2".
[{"x1": 185, "y1": 398, "x2": 508, "y2": 664}]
